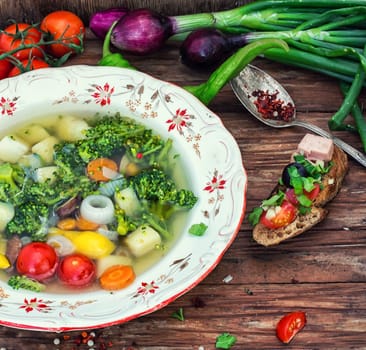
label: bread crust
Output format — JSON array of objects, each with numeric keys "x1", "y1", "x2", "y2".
[{"x1": 252, "y1": 145, "x2": 348, "y2": 246}]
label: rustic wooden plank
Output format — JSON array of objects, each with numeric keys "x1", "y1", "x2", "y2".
[
  {"x1": 1, "y1": 3, "x2": 366, "y2": 349},
  {"x1": 1, "y1": 283, "x2": 365, "y2": 349}
]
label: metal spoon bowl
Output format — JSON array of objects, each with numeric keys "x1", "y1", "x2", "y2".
[{"x1": 231, "y1": 64, "x2": 366, "y2": 167}]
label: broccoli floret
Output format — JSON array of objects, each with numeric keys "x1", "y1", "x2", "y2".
[
  {"x1": 76, "y1": 114, "x2": 148, "y2": 162},
  {"x1": 126, "y1": 168, "x2": 198, "y2": 239},
  {"x1": 8, "y1": 275, "x2": 46, "y2": 292},
  {"x1": 113, "y1": 207, "x2": 139, "y2": 236},
  {"x1": 77, "y1": 114, "x2": 169, "y2": 168},
  {"x1": 6, "y1": 202, "x2": 50, "y2": 241},
  {"x1": 129, "y1": 168, "x2": 198, "y2": 213},
  {"x1": 53, "y1": 142, "x2": 87, "y2": 178},
  {"x1": 0, "y1": 163, "x2": 26, "y2": 201}
]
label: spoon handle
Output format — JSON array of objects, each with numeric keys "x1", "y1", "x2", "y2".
[{"x1": 293, "y1": 120, "x2": 366, "y2": 167}]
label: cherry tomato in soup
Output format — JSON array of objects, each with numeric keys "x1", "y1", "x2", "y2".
[
  {"x1": 40, "y1": 11, "x2": 85, "y2": 58},
  {"x1": 276, "y1": 311, "x2": 306, "y2": 344},
  {"x1": 0, "y1": 23, "x2": 43, "y2": 60},
  {"x1": 16, "y1": 242, "x2": 58, "y2": 281},
  {"x1": 0, "y1": 58, "x2": 13, "y2": 79},
  {"x1": 7, "y1": 57, "x2": 49, "y2": 77},
  {"x1": 57, "y1": 253, "x2": 96, "y2": 287},
  {"x1": 260, "y1": 200, "x2": 296, "y2": 229}
]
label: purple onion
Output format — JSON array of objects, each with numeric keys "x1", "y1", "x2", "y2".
[
  {"x1": 89, "y1": 8, "x2": 129, "y2": 39},
  {"x1": 180, "y1": 28, "x2": 247, "y2": 69},
  {"x1": 111, "y1": 9, "x2": 173, "y2": 55}
]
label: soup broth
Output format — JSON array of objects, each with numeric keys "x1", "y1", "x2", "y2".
[{"x1": 0, "y1": 113, "x2": 197, "y2": 293}]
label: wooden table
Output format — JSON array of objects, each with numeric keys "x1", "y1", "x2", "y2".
[{"x1": 1, "y1": 26, "x2": 366, "y2": 350}]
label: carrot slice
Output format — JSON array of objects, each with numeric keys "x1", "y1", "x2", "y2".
[
  {"x1": 99, "y1": 265, "x2": 136, "y2": 291},
  {"x1": 86, "y1": 157, "x2": 118, "y2": 182},
  {"x1": 57, "y1": 217, "x2": 77, "y2": 230},
  {"x1": 75, "y1": 215, "x2": 100, "y2": 231}
]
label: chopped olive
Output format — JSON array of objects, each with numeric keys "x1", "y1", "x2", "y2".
[{"x1": 281, "y1": 162, "x2": 308, "y2": 187}]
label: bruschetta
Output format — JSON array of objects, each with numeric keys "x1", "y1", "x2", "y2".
[{"x1": 248, "y1": 133, "x2": 348, "y2": 246}]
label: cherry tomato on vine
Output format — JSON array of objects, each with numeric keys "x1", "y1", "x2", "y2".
[
  {"x1": 0, "y1": 58, "x2": 13, "y2": 79},
  {"x1": 7, "y1": 57, "x2": 49, "y2": 77},
  {"x1": 57, "y1": 253, "x2": 96, "y2": 287},
  {"x1": 276, "y1": 311, "x2": 307, "y2": 344},
  {"x1": 16, "y1": 242, "x2": 58, "y2": 281},
  {"x1": 0, "y1": 23, "x2": 44, "y2": 60},
  {"x1": 259, "y1": 200, "x2": 296, "y2": 229},
  {"x1": 40, "y1": 10, "x2": 85, "y2": 58}
]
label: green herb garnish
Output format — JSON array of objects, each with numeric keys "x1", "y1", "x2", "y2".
[
  {"x1": 189, "y1": 223, "x2": 208, "y2": 236},
  {"x1": 171, "y1": 308, "x2": 185, "y2": 321},
  {"x1": 215, "y1": 332, "x2": 237, "y2": 349}
]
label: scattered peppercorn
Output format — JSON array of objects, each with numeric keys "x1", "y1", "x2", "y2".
[{"x1": 53, "y1": 331, "x2": 113, "y2": 349}]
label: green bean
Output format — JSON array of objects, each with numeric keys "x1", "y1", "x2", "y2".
[
  {"x1": 340, "y1": 83, "x2": 366, "y2": 152},
  {"x1": 329, "y1": 46, "x2": 366, "y2": 131}
]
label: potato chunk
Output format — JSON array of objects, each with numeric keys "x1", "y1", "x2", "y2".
[
  {"x1": 31, "y1": 136, "x2": 59, "y2": 164},
  {"x1": 17, "y1": 124, "x2": 50, "y2": 145},
  {"x1": 0, "y1": 135, "x2": 30, "y2": 163},
  {"x1": 124, "y1": 225, "x2": 162, "y2": 257}
]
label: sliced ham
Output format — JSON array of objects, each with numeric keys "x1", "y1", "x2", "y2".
[{"x1": 297, "y1": 133, "x2": 334, "y2": 162}]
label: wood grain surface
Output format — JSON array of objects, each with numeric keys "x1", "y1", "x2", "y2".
[{"x1": 0, "y1": 2, "x2": 366, "y2": 349}]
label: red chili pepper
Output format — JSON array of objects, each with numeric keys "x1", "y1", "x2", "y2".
[{"x1": 252, "y1": 89, "x2": 295, "y2": 122}]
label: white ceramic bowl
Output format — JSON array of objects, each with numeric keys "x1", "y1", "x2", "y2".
[{"x1": 0, "y1": 65, "x2": 247, "y2": 331}]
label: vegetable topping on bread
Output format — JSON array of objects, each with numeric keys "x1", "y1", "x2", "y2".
[{"x1": 248, "y1": 133, "x2": 348, "y2": 246}]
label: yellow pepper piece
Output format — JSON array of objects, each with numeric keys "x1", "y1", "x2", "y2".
[
  {"x1": 0, "y1": 254, "x2": 10, "y2": 269},
  {"x1": 48, "y1": 228, "x2": 115, "y2": 259}
]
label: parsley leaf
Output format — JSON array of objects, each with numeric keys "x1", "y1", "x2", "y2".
[
  {"x1": 248, "y1": 206, "x2": 263, "y2": 226},
  {"x1": 215, "y1": 332, "x2": 237, "y2": 349},
  {"x1": 171, "y1": 307, "x2": 185, "y2": 321},
  {"x1": 189, "y1": 222, "x2": 208, "y2": 236}
]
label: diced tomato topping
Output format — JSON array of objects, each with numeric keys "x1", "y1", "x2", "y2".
[
  {"x1": 260, "y1": 200, "x2": 296, "y2": 229},
  {"x1": 286, "y1": 183, "x2": 321, "y2": 205}
]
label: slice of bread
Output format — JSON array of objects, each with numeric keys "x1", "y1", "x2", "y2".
[
  {"x1": 253, "y1": 206, "x2": 328, "y2": 247},
  {"x1": 252, "y1": 145, "x2": 348, "y2": 246},
  {"x1": 313, "y1": 145, "x2": 348, "y2": 207}
]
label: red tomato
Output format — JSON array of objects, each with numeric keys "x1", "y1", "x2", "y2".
[
  {"x1": 57, "y1": 253, "x2": 96, "y2": 287},
  {"x1": 7, "y1": 57, "x2": 49, "y2": 77},
  {"x1": 0, "y1": 58, "x2": 13, "y2": 79},
  {"x1": 0, "y1": 23, "x2": 43, "y2": 60},
  {"x1": 276, "y1": 311, "x2": 307, "y2": 344},
  {"x1": 286, "y1": 183, "x2": 321, "y2": 206},
  {"x1": 260, "y1": 200, "x2": 296, "y2": 229},
  {"x1": 40, "y1": 11, "x2": 85, "y2": 58},
  {"x1": 16, "y1": 242, "x2": 58, "y2": 281}
]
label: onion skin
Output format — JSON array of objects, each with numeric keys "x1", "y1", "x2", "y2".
[
  {"x1": 180, "y1": 28, "x2": 248, "y2": 69},
  {"x1": 111, "y1": 9, "x2": 173, "y2": 55},
  {"x1": 89, "y1": 8, "x2": 129, "y2": 39},
  {"x1": 180, "y1": 28, "x2": 232, "y2": 69}
]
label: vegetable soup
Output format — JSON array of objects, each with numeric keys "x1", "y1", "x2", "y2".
[{"x1": 0, "y1": 113, "x2": 197, "y2": 293}]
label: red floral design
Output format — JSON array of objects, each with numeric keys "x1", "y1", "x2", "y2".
[
  {"x1": 166, "y1": 108, "x2": 190, "y2": 133},
  {"x1": 137, "y1": 281, "x2": 159, "y2": 295},
  {"x1": 203, "y1": 172, "x2": 226, "y2": 193},
  {"x1": 19, "y1": 297, "x2": 52, "y2": 313},
  {"x1": 0, "y1": 96, "x2": 17, "y2": 116},
  {"x1": 91, "y1": 83, "x2": 114, "y2": 106}
]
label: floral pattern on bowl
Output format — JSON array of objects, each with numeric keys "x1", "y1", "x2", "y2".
[{"x1": 0, "y1": 65, "x2": 247, "y2": 331}]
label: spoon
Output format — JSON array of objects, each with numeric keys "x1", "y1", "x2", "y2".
[{"x1": 230, "y1": 64, "x2": 366, "y2": 167}]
